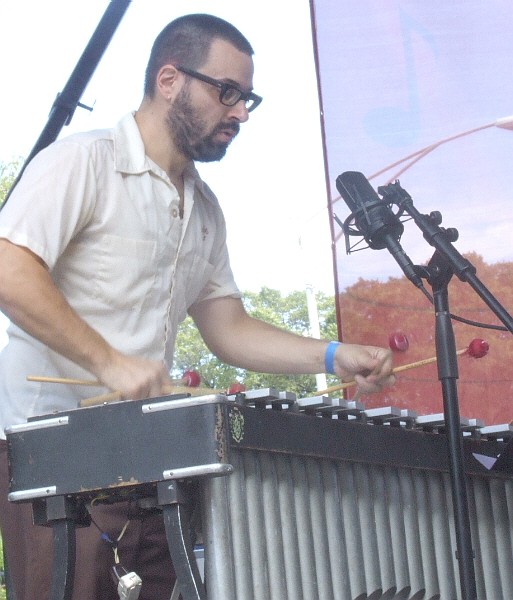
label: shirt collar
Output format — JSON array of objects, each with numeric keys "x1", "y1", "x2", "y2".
[
  {"x1": 113, "y1": 113, "x2": 149, "y2": 175},
  {"x1": 113, "y1": 113, "x2": 218, "y2": 206}
]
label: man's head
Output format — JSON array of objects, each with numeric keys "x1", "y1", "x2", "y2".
[
  {"x1": 144, "y1": 14, "x2": 254, "y2": 99},
  {"x1": 143, "y1": 14, "x2": 261, "y2": 163}
]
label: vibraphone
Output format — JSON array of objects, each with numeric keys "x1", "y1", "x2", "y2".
[{"x1": 6, "y1": 389, "x2": 513, "y2": 600}]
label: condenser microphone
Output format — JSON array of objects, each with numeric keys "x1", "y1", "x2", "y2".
[{"x1": 336, "y1": 171, "x2": 423, "y2": 288}]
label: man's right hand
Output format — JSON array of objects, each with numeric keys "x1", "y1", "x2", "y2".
[{"x1": 94, "y1": 350, "x2": 172, "y2": 400}]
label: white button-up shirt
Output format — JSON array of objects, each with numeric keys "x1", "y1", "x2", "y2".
[{"x1": 0, "y1": 113, "x2": 240, "y2": 432}]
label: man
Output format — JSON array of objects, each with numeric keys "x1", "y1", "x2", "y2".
[{"x1": 0, "y1": 13, "x2": 394, "y2": 600}]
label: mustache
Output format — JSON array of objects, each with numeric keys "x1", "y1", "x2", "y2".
[{"x1": 214, "y1": 122, "x2": 240, "y2": 136}]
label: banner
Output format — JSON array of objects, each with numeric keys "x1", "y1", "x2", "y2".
[{"x1": 311, "y1": 0, "x2": 513, "y2": 423}]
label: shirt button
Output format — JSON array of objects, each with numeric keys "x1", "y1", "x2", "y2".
[{"x1": 171, "y1": 208, "x2": 178, "y2": 218}]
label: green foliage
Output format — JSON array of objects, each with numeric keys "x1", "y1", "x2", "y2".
[
  {"x1": 173, "y1": 287, "x2": 338, "y2": 396},
  {"x1": 0, "y1": 159, "x2": 23, "y2": 207}
]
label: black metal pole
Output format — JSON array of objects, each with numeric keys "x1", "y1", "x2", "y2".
[
  {"x1": 432, "y1": 274, "x2": 477, "y2": 599},
  {"x1": 2, "y1": 0, "x2": 131, "y2": 208}
]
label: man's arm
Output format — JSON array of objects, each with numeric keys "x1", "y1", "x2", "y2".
[
  {"x1": 189, "y1": 296, "x2": 395, "y2": 394},
  {"x1": 0, "y1": 239, "x2": 171, "y2": 399}
]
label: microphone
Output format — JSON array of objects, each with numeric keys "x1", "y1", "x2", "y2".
[{"x1": 336, "y1": 171, "x2": 424, "y2": 288}]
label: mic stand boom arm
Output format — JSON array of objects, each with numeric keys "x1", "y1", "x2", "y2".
[
  {"x1": 379, "y1": 181, "x2": 513, "y2": 334},
  {"x1": 2, "y1": 0, "x2": 131, "y2": 208},
  {"x1": 379, "y1": 181, "x2": 513, "y2": 600}
]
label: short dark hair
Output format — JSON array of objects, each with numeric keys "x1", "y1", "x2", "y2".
[{"x1": 144, "y1": 13, "x2": 254, "y2": 98}]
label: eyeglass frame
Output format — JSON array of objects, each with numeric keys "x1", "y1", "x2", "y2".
[{"x1": 175, "y1": 65, "x2": 263, "y2": 112}]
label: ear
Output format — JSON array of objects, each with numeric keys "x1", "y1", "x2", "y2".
[{"x1": 155, "y1": 65, "x2": 180, "y2": 100}]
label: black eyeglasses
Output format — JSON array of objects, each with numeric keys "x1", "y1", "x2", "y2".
[{"x1": 176, "y1": 65, "x2": 263, "y2": 112}]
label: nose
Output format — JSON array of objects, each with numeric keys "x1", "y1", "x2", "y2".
[{"x1": 228, "y1": 99, "x2": 250, "y2": 123}]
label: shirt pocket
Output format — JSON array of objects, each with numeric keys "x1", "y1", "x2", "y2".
[{"x1": 93, "y1": 234, "x2": 157, "y2": 311}]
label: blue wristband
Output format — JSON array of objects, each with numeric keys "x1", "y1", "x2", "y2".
[{"x1": 324, "y1": 341, "x2": 341, "y2": 375}]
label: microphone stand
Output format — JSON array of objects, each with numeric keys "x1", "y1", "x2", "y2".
[{"x1": 379, "y1": 182, "x2": 513, "y2": 600}]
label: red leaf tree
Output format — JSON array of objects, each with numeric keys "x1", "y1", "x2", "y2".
[{"x1": 338, "y1": 253, "x2": 513, "y2": 425}]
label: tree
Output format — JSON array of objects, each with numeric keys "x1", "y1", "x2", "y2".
[
  {"x1": 338, "y1": 253, "x2": 513, "y2": 425},
  {"x1": 0, "y1": 159, "x2": 22, "y2": 207},
  {"x1": 172, "y1": 287, "x2": 339, "y2": 396}
]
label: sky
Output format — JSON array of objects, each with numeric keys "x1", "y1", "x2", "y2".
[{"x1": 0, "y1": 0, "x2": 333, "y2": 295}]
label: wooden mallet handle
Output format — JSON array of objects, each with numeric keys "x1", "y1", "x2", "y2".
[
  {"x1": 78, "y1": 385, "x2": 218, "y2": 408},
  {"x1": 26, "y1": 375, "x2": 102, "y2": 387},
  {"x1": 79, "y1": 384, "x2": 180, "y2": 408},
  {"x1": 80, "y1": 390, "x2": 122, "y2": 406}
]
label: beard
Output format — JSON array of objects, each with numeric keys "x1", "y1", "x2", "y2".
[{"x1": 167, "y1": 86, "x2": 240, "y2": 162}]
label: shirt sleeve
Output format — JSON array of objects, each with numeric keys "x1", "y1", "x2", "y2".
[{"x1": 0, "y1": 138, "x2": 98, "y2": 269}]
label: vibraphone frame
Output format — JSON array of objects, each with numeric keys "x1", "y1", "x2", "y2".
[
  {"x1": 6, "y1": 390, "x2": 513, "y2": 600},
  {"x1": 6, "y1": 393, "x2": 231, "y2": 600}
]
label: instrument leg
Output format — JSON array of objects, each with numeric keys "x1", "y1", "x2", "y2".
[
  {"x1": 32, "y1": 496, "x2": 90, "y2": 600},
  {"x1": 157, "y1": 480, "x2": 206, "y2": 600}
]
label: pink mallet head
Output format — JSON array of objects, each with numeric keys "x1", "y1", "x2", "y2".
[
  {"x1": 388, "y1": 331, "x2": 409, "y2": 352},
  {"x1": 183, "y1": 370, "x2": 201, "y2": 387},
  {"x1": 466, "y1": 338, "x2": 489, "y2": 359}
]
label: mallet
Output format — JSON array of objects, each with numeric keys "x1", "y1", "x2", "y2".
[
  {"x1": 315, "y1": 338, "x2": 489, "y2": 396},
  {"x1": 27, "y1": 369, "x2": 201, "y2": 388}
]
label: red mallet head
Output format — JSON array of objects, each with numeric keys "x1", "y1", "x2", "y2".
[
  {"x1": 182, "y1": 370, "x2": 201, "y2": 387},
  {"x1": 466, "y1": 338, "x2": 489, "y2": 359},
  {"x1": 227, "y1": 382, "x2": 246, "y2": 395},
  {"x1": 388, "y1": 331, "x2": 409, "y2": 352}
]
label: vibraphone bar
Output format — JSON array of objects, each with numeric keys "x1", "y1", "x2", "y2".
[{"x1": 6, "y1": 388, "x2": 513, "y2": 600}]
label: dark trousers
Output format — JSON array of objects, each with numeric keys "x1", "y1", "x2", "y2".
[{"x1": 0, "y1": 440, "x2": 176, "y2": 600}]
